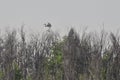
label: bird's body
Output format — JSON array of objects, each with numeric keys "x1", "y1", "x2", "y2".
[{"x1": 44, "y1": 22, "x2": 52, "y2": 28}]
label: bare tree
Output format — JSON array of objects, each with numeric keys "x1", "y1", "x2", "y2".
[{"x1": 63, "y1": 28, "x2": 80, "y2": 80}]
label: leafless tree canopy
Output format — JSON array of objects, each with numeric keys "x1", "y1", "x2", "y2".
[{"x1": 0, "y1": 27, "x2": 120, "y2": 80}]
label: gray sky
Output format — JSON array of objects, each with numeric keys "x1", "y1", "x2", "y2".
[{"x1": 0, "y1": 0, "x2": 120, "y2": 35}]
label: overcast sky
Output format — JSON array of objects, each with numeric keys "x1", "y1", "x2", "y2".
[{"x1": 0, "y1": 0, "x2": 120, "y2": 35}]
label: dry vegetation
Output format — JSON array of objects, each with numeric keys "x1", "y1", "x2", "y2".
[{"x1": 0, "y1": 26, "x2": 120, "y2": 80}]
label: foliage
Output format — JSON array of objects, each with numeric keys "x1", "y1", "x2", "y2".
[
  {"x1": 0, "y1": 27, "x2": 120, "y2": 80},
  {"x1": 14, "y1": 63, "x2": 23, "y2": 80}
]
